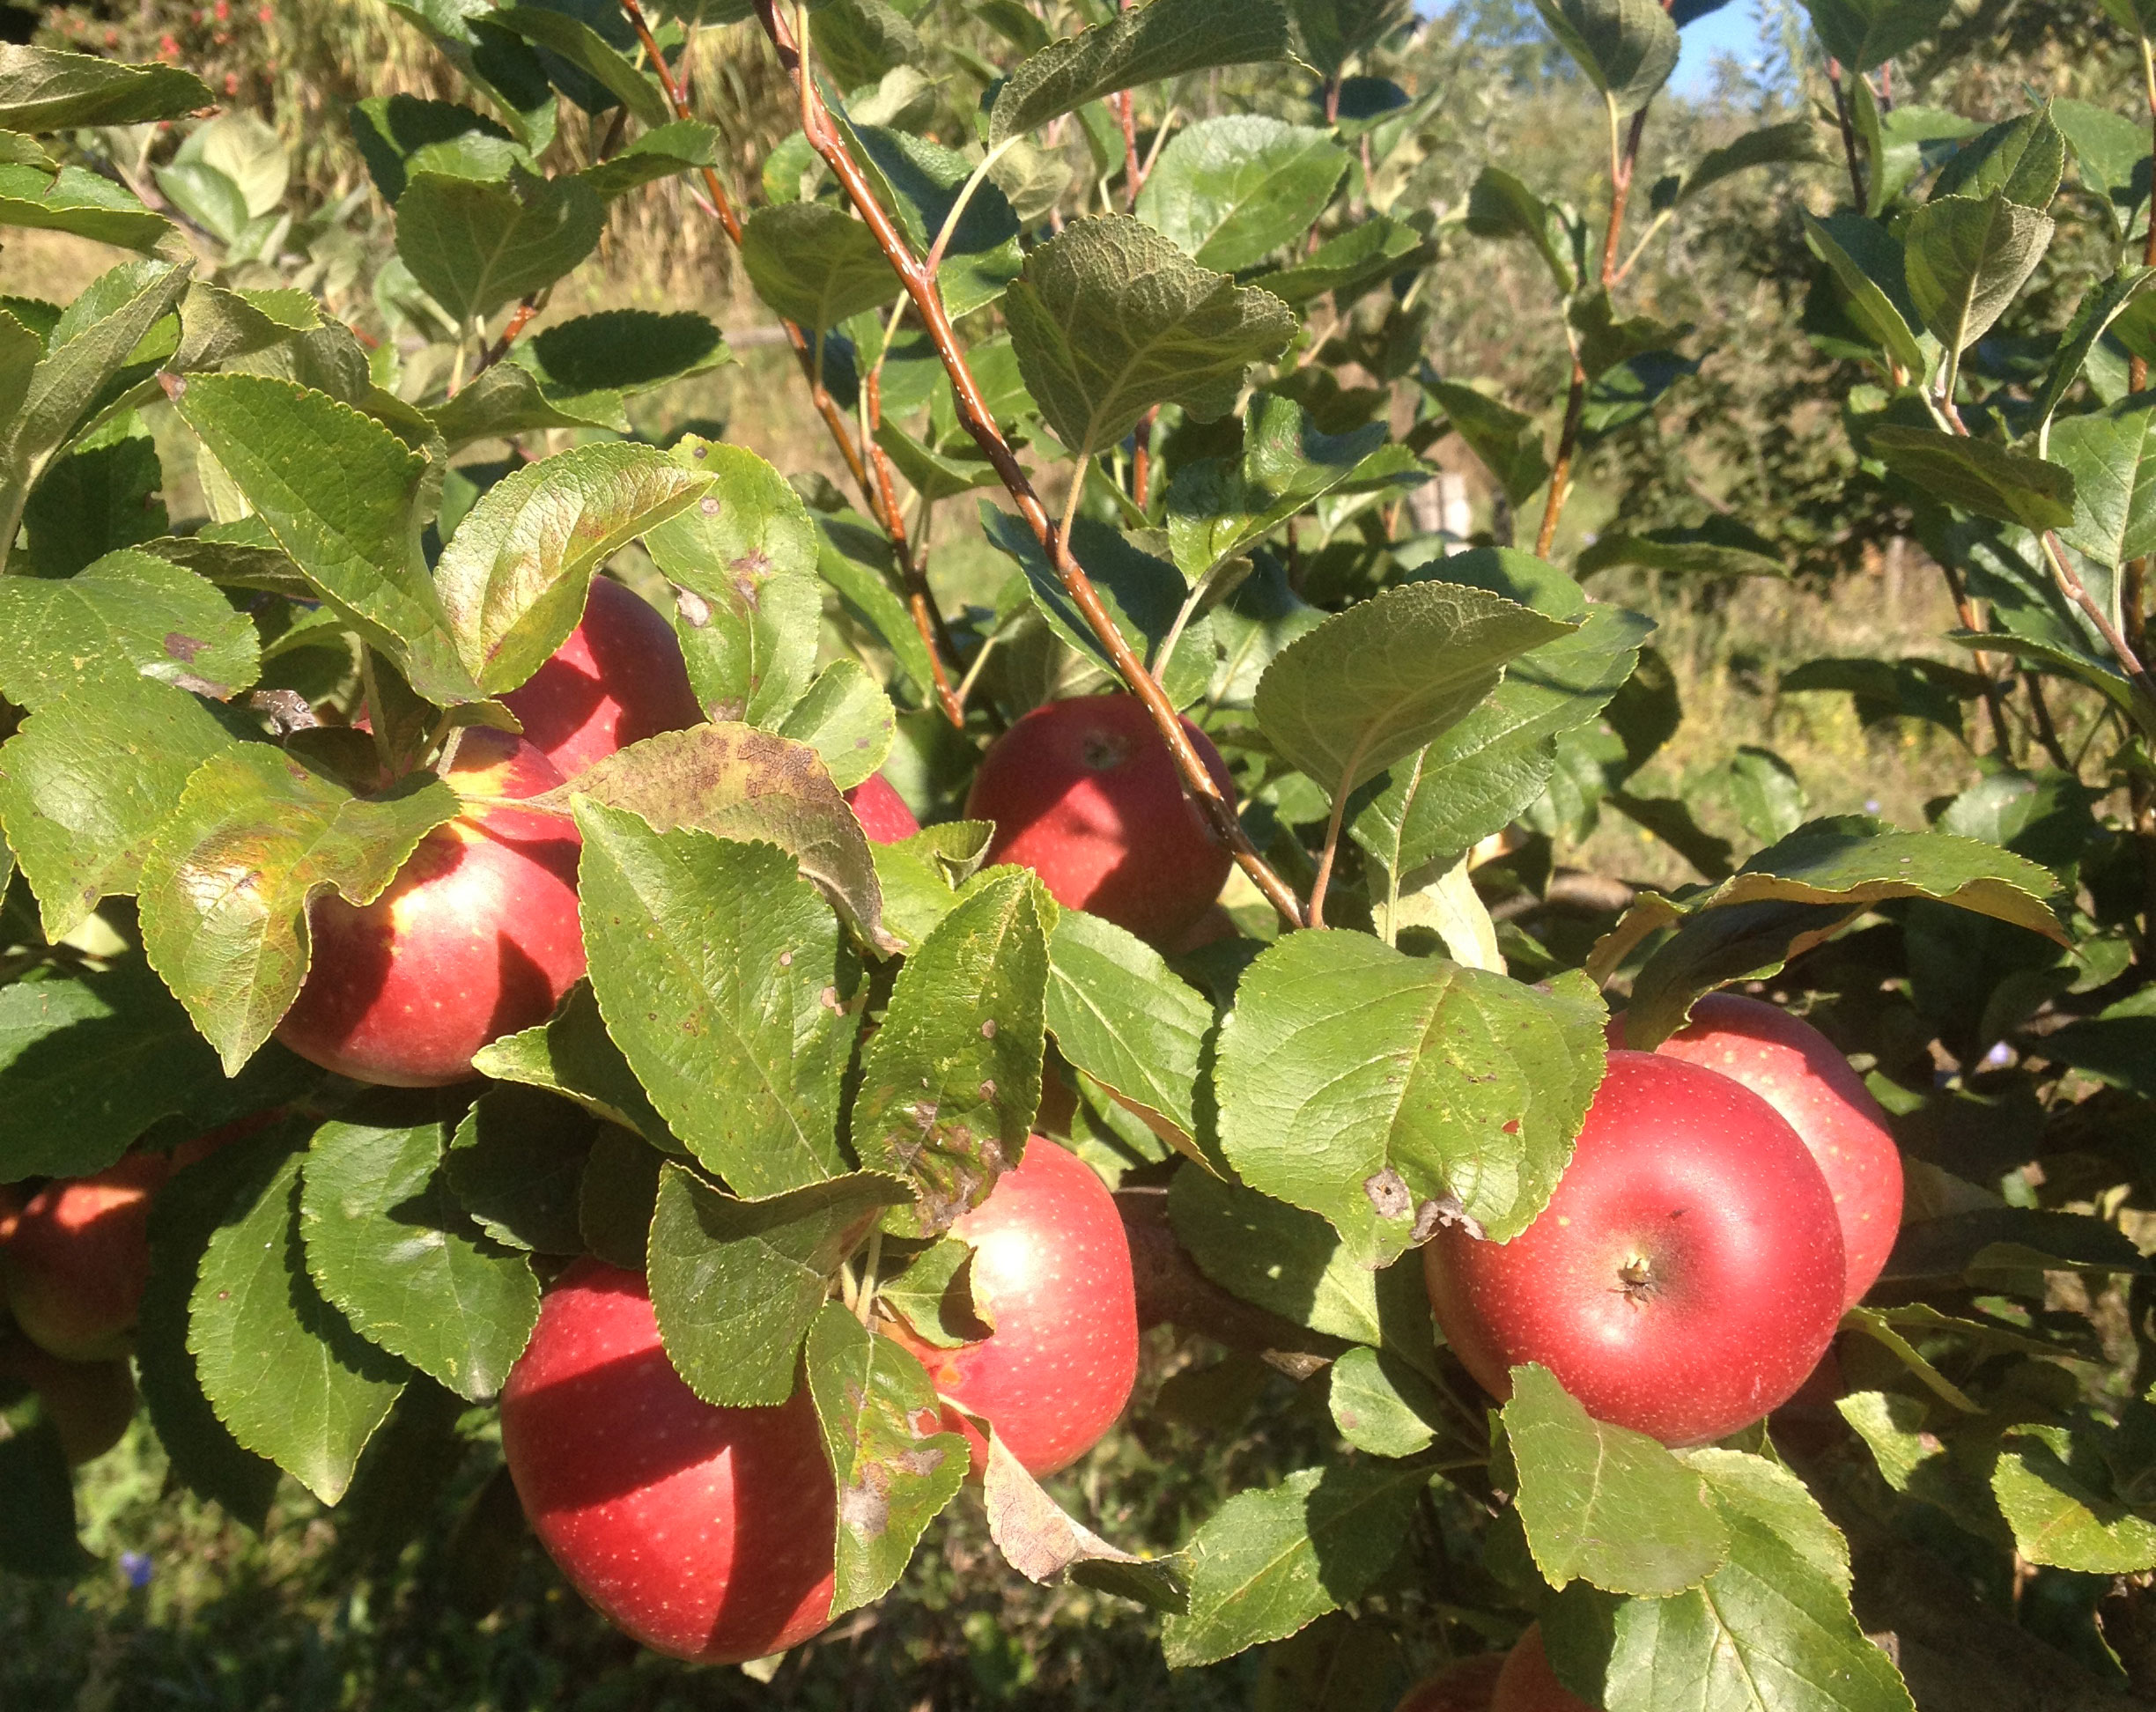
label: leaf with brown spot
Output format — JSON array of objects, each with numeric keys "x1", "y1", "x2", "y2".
[
  {"x1": 805, "y1": 1305, "x2": 968, "y2": 1615},
  {"x1": 539, "y1": 723, "x2": 896, "y2": 953},
  {"x1": 983, "y1": 1428, "x2": 1187, "y2": 1612},
  {"x1": 849, "y1": 870, "x2": 1050, "y2": 1238}
]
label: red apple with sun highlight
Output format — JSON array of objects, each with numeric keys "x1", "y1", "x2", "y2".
[
  {"x1": 276, "y1": 729, "x2": 584, "y2": 1088},
  {"x1": 1423, "y1": 1051, "x2": 1845, "y2": 1446},
  {"x1": 888, "y1": 1136, "x2": 1137, "y2": 1478},
  {"x1": 1492, "y1": 1626, "x2": 1592, "y2": 1712},
  {"x1": 964, "y1": 695, "x2": 1235, "y2": 948},
  {"x1": 499, "y1": 1260, "x2": 837, "y2": 1664},
  {"x1": 3, "y1": 1153, "x2": 168, "y2": 1361},
  {"x1": 1610, "y1": 992, "x2": 1902, "y2": 1309},
  {"x1": 500, "y1": 575, "x2": 704, "y2": 779},
  {"x1": 845, "y1": 771, "x2": 920, "y2": 844}
]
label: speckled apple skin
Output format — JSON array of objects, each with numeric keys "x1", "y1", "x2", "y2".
[
  {"x1": 964, "y1": 696, "x2": 1235, "y2": 948},
  {"x1": 1394, "y1": 1653, "x2": 1506, "y2": 1712},
  {"x1": 897, "y1": 1137, "x2": 1138, "y2": 1478},
  {"x1": 1423, "y1": 1052, "x2": 1846, "y2": 1447},
  {"x1": 845, "y1": 772, "x2": 921, "y2": 844},
  {"x1": 499, "y1": 1261, "x2": 837, "y2": 1664},
  {"x1": 501, "y1": 576, "x2": 703, "y2": 779},
  {"x1": 1611, "y1": 992, "x2": 1904, "y2": 1309},
  {"x1": 3, "y1": 1154, "x2": 166, "y2": 1361},
  {"x1": 275, "y1": 732, "x2": 584, "y2": 1088},
  {"x1": 1491, "y1": 1626, "x2": 1591, "y2": 1712}
]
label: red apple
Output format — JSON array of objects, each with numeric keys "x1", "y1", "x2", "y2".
[
  {"x1": 887, "y1": 1136, "x2": 1138, "y2": 1478},
  {"x1": 276, "y1": 729, "x2": 584, "y2": 1088},
  {"x1": 1423, "y1": 1052, "x2": 1845, "y2": 1446},
  {"x1": 2, "y1": 1153, "x2": 167, "y2": 1361},
  {"x1": 1610, "y1": 993, "x2": 1902, "y2": 1309},
  {"x1": 0, "y1": 1338, "x2": 137, "y2": 1465},
  {"x1": 499, "y1": 1259, "x2": 837, "y2": 1664},
  {"x1": 845, "y1": 771, "x2": 920, "y2": 844},
  {"x1": 1396, "y1": 1653, "x2": 1506, "y2": 1711},
  {"x1": 964, "y1": 695, "x2": 1235, "y2": 948},
  {"x1": 1492, "y1": 1626, "x2": 1592, "y2": 1712},
  {"x1": 501, "y1": 575, "x2": 703, "y2": 779}
]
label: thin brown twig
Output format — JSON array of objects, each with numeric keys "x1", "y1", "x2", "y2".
[
  {"x1": 1600, "y1": 103, "x2": 1650, "y2": 287},
  {"x1": 1535, "y1": 353, "x2": 1587, "y2": 558},
  {"x1": 463, "y1": 295, "x2": 542, "y2": 388},
  {"x1": 2022, "y1": 670, "x2": 2073, "y2": 774},
  {"x1": 1940, "y1": 557, "x2": 2014, "y2": 756},
  {"x1": 1827, "y1": 60, "x2": 1866, "y2": 210},
  {"x1": 751, "y1": 0, "x2": 1306, "y2": 929},
  {"x1": 620, "y1": 0, "x2": 967, "y2": 722}
]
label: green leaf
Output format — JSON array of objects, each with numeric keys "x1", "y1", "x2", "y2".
[
  {"x1": 1868, "y1": 424, "x2": 2075, "y2": 532},
  {"x1": 137, "y1": 747, "x2": 461, "y2": 1075},
  {"x1": 1353, "y1": 586, "x2": 1651, "y2": 879},
  {"x1": 1166, "y1": 389, "x2": 1399, "y2": 580},
  {"x1": 535, "y1": 722, "x2": 895, "y2": 952},
  {"x1": 805, "y1": 1306, "x2": 970, "y2": 1615},
  {"x1": 1464, "y1": 167, "x2": 1576, "y2": 295},
  {"x1": 1253, "y1": 579, "x2": 1572, "y2": 803},
  {"x1": 299, "y1": 1107, "x2": 539, "y2": 1401},
  {"x1": 0, "y1": 547, "x2": 258, "y2": 710},
  {"x1": 446, "y1": 1086, "x2": 596, "y2": 1253},
  {"x1": 1135, "y1": 115, "x2": 1348, "y2": 274},
  {"x1": 1594, "y1": 816, "x2": 2068, "y2": 1046},
  {"x1": 1003, "y1": 214, "x2": 1297, "y2": 459},
  {"x1": 644, "y1": 436, "x2": 823, "y2": 727},
  {"x1": 469, "y1": 979, "x2": 679, "y2": 1147},
  {"x1": 351, "y1": 94, "x2": 523, "y2": 203},
  {"x1": 1903, "y1": 192, "x2": 2053, "y2": 356},
  {"x1": 868, "y1": 820, "x2": 995, "y2": 951},
  {"x1": 778, "y1": 660, "x2": 897, "y2": 790},
  {"x1": 578, "y1": 1124, "x2": 664, "y2": 1267},
  {"x1": 0, "y1": 957, "x2": 294, "y2": 1180},
  {"x1": 1569, "y1": 290, "x2": 1687, "y2": 382},
  {"x1": 1669, "y1": 119, "x2": 1822, "y2": 204},
  {"x1": 1162, "y1": 1464, "x2": 1427, "y2": 1668},
  {"x1": 0, "y1": 42, "x2": 210, "y2": 130},
  {"x1": 874, "y1": 418, "x2": 1002, "y2": 504},
  {"x1": 1426, "y1": 381, "x2": 1548, "y2": 510},
  {"x1": 0, "y1": 678, "x2": 247, "y2": 941},
  {"x1": 2049, "y1": 397, "x2": 2156, "y2": 569},
  {"x1": 2031, "y1": 269, "x2": 2155, "y2": 435},
  {"x1": 0, "y1": 1423, "x2": 87, "y2": 1578},
  {"x1": 1799, "y1": 210, "x2": 1928, "y2": 378},
  {"x1": 740, "y1": 201, "x2": 897, "y2": 331},
  {"x1": 492, "y1": 4, "x2": 670, "y2": 127},
  {"x1": 429, "y1": 308, "x2": 727, "y2": 447},
  {"x1": 875, "y1": 1235, "x2": 993, "y2": 1347},
  {"x1": 811, "y1": 0, "x2": 922, "y2": 90},
  {"x1": 573, "y1": 800, "x2": 860, "y2": 1198},
  {"x1": 1046, "y1": 908, "x2": 1211, "y2": 1165},
  {"x1": 2056, "y1": 98, "x2": 2148, "y2": 236},
  {"x1": 982, "y1": 1425, "x2": 1189, "y2": 1607},
  {"x1": 1545, "y1": 1450, "x2": 1916, "y2": 1712},
  {"x1": 170, "y1": 372, "x2": 476, "y2": 705},
  {"x1": 435, "y1": 441, "x2": 711, "y2": 695},
  {"x1": 1168, "y1": 1167, "x2": 1435, "y2": 1354},
  {"x1": 1504, "y1": 1364, "x2": 1730, "y2": 1598},
  {"x1": 1250, "y1": 214, "x2": 1433, "y2": 307},
  {"x1": 0, "y1": 160, "x2": 170, "y2": 249},
  {"x1": 21, "y1": 415, "x2": 169, "y2": 576},
  {"x1": 1531, "y1": 0, "x2": 1679, "y2": 113},
  {"x1": 0, "y1": 261, "x2": 189, "y2": 574},
  {"x1": 189, "y1": 1146, "x2": 409, "y2": 1505},
  {"x1": 646, "y1": 1162, "x2": 909, "y2": 1406},
  {"x1": 1217, "y1": 934, "x2": 1606, "y2": 1265},
  {"x1": 1576, "y1": 525, "x2": 1787, "y2": 579},
  {"x1": 380, "y1": 4, "x2": 559, "y2": 152},
  {"x1": 988, "y1": 0, "x2": 1291, "y2": 145},
  {"x1": 1801, "y1": 0, "x2": 1951, "y2": 73},
  {"x1": 841, "y1": 123, "x2": 1023, "y2": 320},
  {"x1": 1931, "y1": 107, "x2": 2065, "y2": 209},
  {"x1": 578, "y1": 119, "x2": 723, "y2": 198},
  {"x1": 1991, "y1": 1433, "x2": 2156, "y2": 1572},
  {"x1": 851, "y1": 869, "x2": 1050, "y2": 1238},
  {"x1": 395, "y1": 167, "x2": 604, "y2": 323},
  {"x1": 1326, "y1": 1346, "x2": 1448, "y2": 1457},
  {"x1": 139, "y1": 1130, "x2": 289, "y2": 1529}
]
